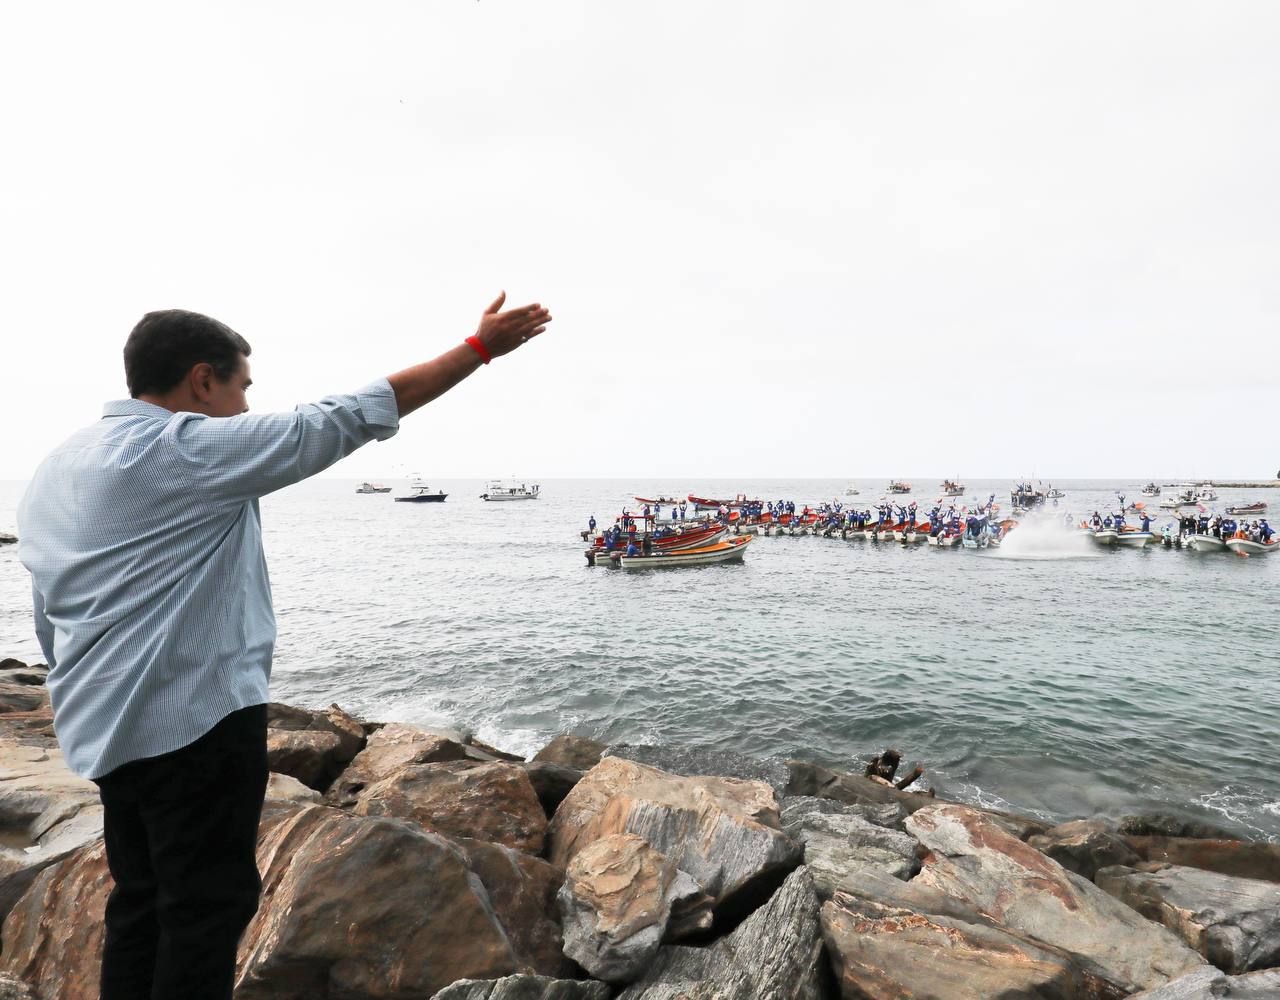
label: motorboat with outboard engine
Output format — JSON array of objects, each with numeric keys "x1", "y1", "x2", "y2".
[
  {"x1": 395, "y1": 479, "x2": 447, "y2": 502},
  {"x1": 1141, "y1": 483, "x2": 1161, "y2": 496},
  {"x1": 616, "y1": 534, "x2": 752, "y2": 569},
  {"x1": 1225, "y1": 501, "x2": 1267, "y2": 516},
  {"x1": 1186, "y1": 533, "x2": 1227, "y2": 553},
  {"x1": 1225, "y1": 535, "x2": 1277, "y2": 556}
]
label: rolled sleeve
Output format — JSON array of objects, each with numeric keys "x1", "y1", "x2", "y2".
[{"x1": 166, "y1": 379, "x2": 401, "y2": 504}]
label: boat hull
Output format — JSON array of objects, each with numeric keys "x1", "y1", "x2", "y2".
[
  {"x1": 1186, "y1": 535, "x2": 1226, "y2": 552},
  {"x1": 394, "y1": 494, "x2": 447, "y2": 502},
  {"x1": 1115, "y1": 531, "x2": 1153, "y2": 548},
  {"x1": 618, "y1": 535, "x2": 751, "y2": 569},
  {"x1": 1225, "y1": 537, "x2": 1277, "y2": 555},
  {"x1": 1090, "y1": 530, "x2": 1118, "y2": 546}
]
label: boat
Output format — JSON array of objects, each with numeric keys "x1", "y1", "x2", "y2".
[
  {"x1": 687, "y1": 493, "x2": 758, "y2": 511},
  {"x1": 1115, "y1": 529, "x2": 1153, "y2": 548},
  {"x1": 887, "y1": 481, "x2": 912, "y2": 494},
  {"x1": 1045, "y1": 485, "x2": 1065, "y2": 499},
  {"x1": 1195, "y1": 483, "x2": 1219, "y2": 501},
  {"x1": 1158, "y1": 487, "x2": 1198, "y2": 509},
  {"x1": 844, "y1": 484, "x2": 860, "y2": 496},
  {"x1": 940, "y1": 480, "x2": 965, "y2": 496},
  {"x1": 616, "y1": 535, "x2": 752, "y2": 570},
  {"x1": 1141, "y1": 483, "x2": 1161, "y2": 496},
  {"x1": 481, "y1": 479, "x2": 540, "y2": 501},
  {"x1": 1225, "y1": 535, "x2": 1278, "y2": 556},
  {"x1": 585, "y1": 525, "x2": 729, "y2": 565},
  {"x1": 1011, "y1": 483, "x2": 1045, "y2": 511},
  {"x1": 394, "y1": 478, "x2": 447, "y2": 503},
  {"x1": 1186, "y1": 534, "x2": 1226, "y2": 553},
  {"x1": 1225, "y1": 501, "x2": 1268, "y2": 516},
  {"x1": 634, "y1": 496, "x2": 681, "y2": 505},
  {"x1": 356, "y1": 482, "x2": 392, "y2": 494}
]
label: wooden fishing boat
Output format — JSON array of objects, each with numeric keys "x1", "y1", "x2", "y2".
[
  {"x1": 634, "y1": 496, "x2": 681, "y2": 505},
  {"x1": 1225, "y1": 501, "x2": 1268, "y2": 516},
  {"x1": 1225, "y1": 535, "x2": 1277, "y2": 555},
  {"x1": 617, "y1": 535, "x2": 752, "y2": 570}
]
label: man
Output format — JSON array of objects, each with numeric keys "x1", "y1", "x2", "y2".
[{"x1": 16, "y1": 294, "x2": 550, "y2": 1000}]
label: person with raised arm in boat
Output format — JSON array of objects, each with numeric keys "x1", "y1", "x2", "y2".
[{"x1": 16, "y1": 294, "x2": 551, "y2": 1000}]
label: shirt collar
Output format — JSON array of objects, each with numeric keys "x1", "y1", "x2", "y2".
[{"x1": 102, "y1": 398, "x2": 178, "y2": 419}]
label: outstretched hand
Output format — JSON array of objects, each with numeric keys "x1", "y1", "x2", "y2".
[{"x1": 476, "y1": 292, "x2": 551, "y2": 359}]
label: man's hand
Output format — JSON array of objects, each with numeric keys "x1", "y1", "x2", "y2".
[{"x1": 475, "y1": 292, "x2": 552, "y2": 359}]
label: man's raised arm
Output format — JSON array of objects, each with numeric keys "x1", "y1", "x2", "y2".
[{"x1": 388, "y1": 292, "x2": 551, "y2": 416}]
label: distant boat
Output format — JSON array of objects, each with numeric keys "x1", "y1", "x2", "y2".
[
  {"x1": 844, "y1": 484, "x2": 860, "y2": 496},
  {"x1": 1225, "y1": 501, "x2": 1268, "y2": 516},
  {"x1": 887, "y1": 480, "x2": 912, "y2": 494},
  {"x1": 1141, "y1": 483, "x2": 1161, "y2": 496},
  {"x1": 356, "y1": 482, "x2": 391, "y2": 494},
  {"x1": 395, "y1": 478, "x2": 447, "y2": 503},
  {"x1": 941, "y1": 479, "x2": 965, "y2": 497},
  {"x1": 481, "y1": 479, "x2": 540, "y2": 501}
]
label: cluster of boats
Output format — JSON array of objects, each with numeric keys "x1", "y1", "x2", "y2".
[
  {"x1": 582, "y1": 487, "x2": 1277, "y2": 568},
  {"x1": 356, "y1": 477, "x2": 541, "y2": 503}
]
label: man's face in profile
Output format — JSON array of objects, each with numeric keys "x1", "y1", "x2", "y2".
[{"x1": 207, "y1": 356, "x2": 252, "y2": 417}]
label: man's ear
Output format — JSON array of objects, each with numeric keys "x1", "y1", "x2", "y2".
[{"x1": 189, "y1": 362, "x2": 217, "y2": 402}]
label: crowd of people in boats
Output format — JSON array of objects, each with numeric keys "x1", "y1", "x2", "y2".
[{"x1": 1172, "y1": 511, "x2": 1273, "y2": 544}]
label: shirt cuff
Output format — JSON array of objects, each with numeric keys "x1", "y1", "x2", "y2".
[{"x1": 354, "y1": 378, "x2": 400, "y2": 440}]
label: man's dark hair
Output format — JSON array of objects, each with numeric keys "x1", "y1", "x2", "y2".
[{"x1": 124, "y1": 310, "x2": 252, "y2": 398}]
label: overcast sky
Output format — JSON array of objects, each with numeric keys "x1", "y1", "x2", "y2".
[{"x1": 2, "y1": 2, "x2": 1276, "y2": 481}]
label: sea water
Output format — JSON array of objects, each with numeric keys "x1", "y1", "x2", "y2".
[{"x1": 1, "y1": 478, "x2": 1276, "y2": 839}]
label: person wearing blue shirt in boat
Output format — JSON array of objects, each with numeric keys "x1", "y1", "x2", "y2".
[
  {"x1": 1262, "y1": 520, "x2": 1274, "y2": 542},
  {"x1": 1140, "y1": 513, "x2": 1151, "y2": 532},
  {"x1": 588, "y1": 516, "x2": 597, "y2": 534},
  {"x1": 1103, "y1": 514, "x2": 1113, "y2": 529},
  {"x1": 1114, "y1": 512, "x2": 1125, "y2": 530},
  {"x1": 626, "y1": 540, "x2": 638, "y2": 556}
]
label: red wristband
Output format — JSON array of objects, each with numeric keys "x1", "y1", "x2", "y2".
[{"x1": 465, "y1": 335, "x2": 492, "y2": 365}]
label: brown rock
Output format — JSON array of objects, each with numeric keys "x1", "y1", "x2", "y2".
[
  {"x1": 822, "y1": 891, "x2": 1110, "y2": 1000},
  {"x1": 905, "y1": 804, "x2": 1205, "y2": 993},
  {"x1": 547, "y1": 757, "x2": 802, "y2": 923},
  {"x1": 469, "y1": 738, "x2": 525, "y2": 762},
  {"x1": 431, "y1": 977, "x2": 610, "y2": 1000},
  {"x1": 1, "y1": 806, "x2": 523, "y2": 999},
  {"x1": 326, "y1": 722, "x2": 471, "y2": 807},
  {"x1": 0, "y1": 836, "x2": 109, "y2": 999},
  {"x1": 533, "y1": 735, "x2": 607, "y2": 771},
  {"x1": 266, "y1": 702, "x2": 366, "y2": 763},
  {"x1": 264, "y1": 729, "x2": 344, "y2": 791},
  {"x1": 264, "y1": 771, "x2": 323, "y2": 806},
  {"x1": 1124, "y1": 837, "x2": 1280, "y2": 884},
  {"x1": 453, "y1": 836, "x2": 573, "y2": 977},
  {"x1": 1030, "y1": 819, "x2": 1142, "y2": 881},
  {"x1": 0, "y1": 740, "x2": 104, "y2": 919},
  {"x1": 237, "y1": 805, "x2": 519, "y2": 998},
  {"x1": 0, "y1": 684, "x2": 47, "y2": 716},
  {"x1": 558, "y1": 833, "x2": 712, "y2": 983},
  {"x1": 351, "y1": 760, "x2": 548, "y2": 855}
]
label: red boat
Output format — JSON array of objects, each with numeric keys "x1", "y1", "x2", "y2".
[
  {"x1": 634, "y1": 496, "x2": 681, "y2": 505},
  {"x1": 590, "y1": 522, "x2": 725, "y2": 552},
  {"x1": 687, "y1": 493, "x2": 759, "y2": 510}
]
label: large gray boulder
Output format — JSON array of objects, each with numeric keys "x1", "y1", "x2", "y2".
[
  {"x1": 1127, "y1": 966, "x2": 1280, "y2": 998},
  {"x1": 605, "y1": 743, "x2": 791, "y2": 797},
  {"x1": 616, "y1": 866, "x2": 830, "y2": 1000},
  {"x1": 905, "y1": 803, "x2": 1205, "y2": 993},
  {"x1": 431, "y1": 977, "x2": 610, "y2": 1000},
  {"x1": 780, "y1": 793, "x2": 907, "y2": 831},
  {"x1": 547, "y1": 757, "x2": 803, "y2": 923},
  {"x1": 779, "y1": 796, "x2": 920, "y2": 896},
  {"x1": 1029, "y1": 819, "x2": 1142, "y2": 881},
  {"x1": 0, "y1": 740, "x2": 103, "y2": 919},
  {"x1": 557, "y1": 833, "x2": 712, "y2": 983},
  {"x1": 1096, "y1": 863, "x2": 1280, "y2": 973}
]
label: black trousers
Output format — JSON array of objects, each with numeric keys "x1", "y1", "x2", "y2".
[{"x1": 93, "y1": 704, "x2": 269, "y2": 1000}]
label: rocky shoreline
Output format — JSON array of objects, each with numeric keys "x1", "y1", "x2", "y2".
[{"x1": 0, "y1": 655, "x2": 1277, "y2": 999}]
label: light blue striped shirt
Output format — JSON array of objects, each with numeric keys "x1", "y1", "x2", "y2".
[{"x1": 16, "y1": 381, "x2": 399, "y2": 779}]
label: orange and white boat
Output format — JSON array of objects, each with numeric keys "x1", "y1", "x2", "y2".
[{"x1": 617, "y1": 535, "x2": 752, "y2": 569}]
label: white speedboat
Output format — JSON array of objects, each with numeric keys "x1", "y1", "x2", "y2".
[
  {"x1": 1225, "y1": 536, "x2": 1277, "y2": 556},
  {"x1": 1140, "y1": 483, "x2": 1161, "y2": 496},
  {"x1": 1159, "y1": 488, "x2": 1197, "y2": 509},
  {"x1": 887, "y1": 481, "x2": 912, "y2": 494},
  {"x1": 617, "y1": 535, "x2": 751, "y2": 569},
  {"x1": 1090, "y1": 529, "x2": 1119, "y2": 546},
  {"x1": 1187, "y1": 534, "x2": 1227, "y2": 553},
  {"x1": 1115, "y1": 530, "x2": 1153, "y2": 548},
  {"x1": 1045, "y1": 485, "x2": 1065, "y2": 499},
  {"x1": 844, "y1": 484, "x2": 860, "y2": 496},
  {"x1": 481, "y1": 479, "x2": 540, "y2": 501},
  {"x1": 1195, "y1": 483, "x2": 1219, "y2": 501}
]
